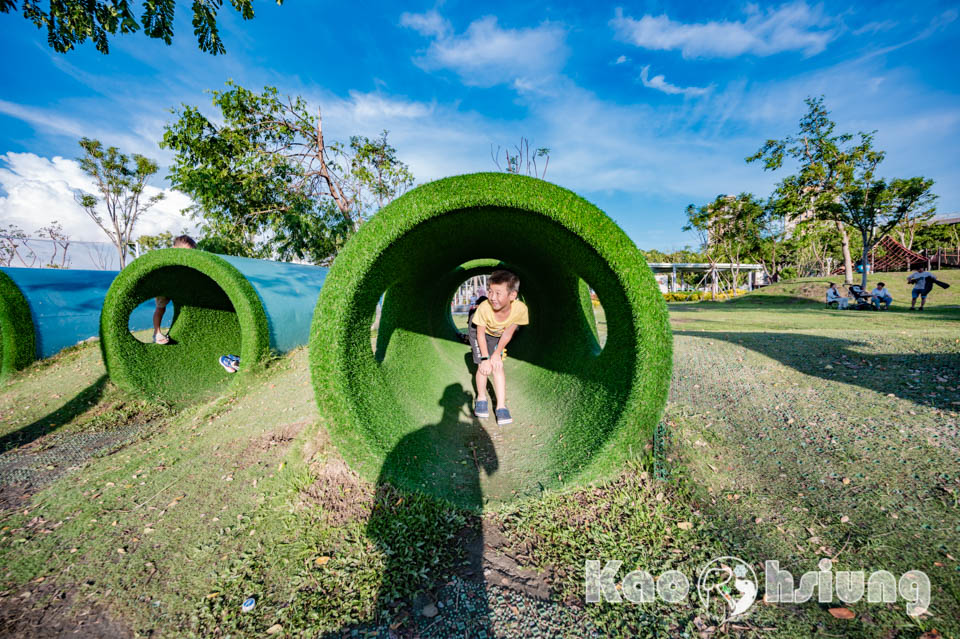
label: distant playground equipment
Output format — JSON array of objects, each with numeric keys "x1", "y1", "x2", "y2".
[
  {"x1": 100, "y1": 249, "x2": 327, "y2": 402},
  {"x1": 0, "y1": 267, "x2": 153, "y2": 383},
  {"x1": 833, "y1": 235, "x2": 960, "y2": 275},
  {"x1": 309, "y1": 172, "x2": 672, "y2": 506}
]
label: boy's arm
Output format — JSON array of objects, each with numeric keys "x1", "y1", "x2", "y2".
[
  {"x1": 477, "y1": 324, "x2": 490, "y2": 359},
  {"x1": 491, "y1": 324, "x2": 519, "y2": 359}
]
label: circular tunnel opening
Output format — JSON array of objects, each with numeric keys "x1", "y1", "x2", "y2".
[
  {"x1": 102, "y1": 251, "x2": 270, "y2": 403},
  {"x1": 311, "y1": 173, "x2": 672, "y2": 509},
  {"x1": 120, "y1": 266, "x2": 242, "y2": 401}
]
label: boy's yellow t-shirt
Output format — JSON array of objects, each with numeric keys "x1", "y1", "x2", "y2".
[{"x1": 472, "y1": 299, "x2": 529, "y2": 337}]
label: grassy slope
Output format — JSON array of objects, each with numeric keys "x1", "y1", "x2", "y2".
[{"x1": 0, "y1": 274, "x2": 957, "y2": 637}]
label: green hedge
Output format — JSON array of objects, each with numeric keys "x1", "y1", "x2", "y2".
[
  {"x1": 310, "y1": 172, "x2": 672, "y2": 508},
  {"x1": 100, "y1": 249, "x2": 271, "y2": 403},
  {"x1": 0, "y1": 269, "x2": 36, "y2": 383}
]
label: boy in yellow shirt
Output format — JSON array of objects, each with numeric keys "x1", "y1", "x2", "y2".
[{"x1": 469, "y1": 269, "x2": 529, "y2": 425}]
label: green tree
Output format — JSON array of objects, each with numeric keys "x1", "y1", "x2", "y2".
[
  {"x1": 75, "y1": 138, "x2": 164, "y2": 268},
  {"x1": 161, "y1": 82, "x2": 413, "y2": 263},
  {"x1": 491, "y1": 137, "x2": 550, "y2": 178},
  {"x1": 834, "y1": 176, "x2": 936, "y2": 288},
  {"x1": 136, "y1": 231, "x2": 175, "y2": 251},
  {"x1": 0, "y1": 0, "x2": 281, "y2": 55},
  {"x1": 684, "y1": 193, "x2": 765, "y2": 294},
  {"x1": 892, "y1": 186, "x2": 938, "y2": 251},
  {"x1": 747, "y1": 96, "x2": 880, "y2": 284}
]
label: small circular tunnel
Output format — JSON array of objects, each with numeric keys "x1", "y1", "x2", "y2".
[
  {"x1": 310, "y1": 173, "x2": 672, "y2": 508},
  {"x1": 101, "y1": 250, "x2": 271, "y2": 403}
]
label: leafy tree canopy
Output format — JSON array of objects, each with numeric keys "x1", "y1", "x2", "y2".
[{"x1": 0, "y1": 0, "x2": 281, "y2": 54}]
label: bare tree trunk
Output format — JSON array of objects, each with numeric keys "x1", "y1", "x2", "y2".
[
  {"x1": 860, "y1": 229, "x2": 871, "y2": 289},
  {"x1": 836, "y1": 221, "x2": 853, "y2": 284}
]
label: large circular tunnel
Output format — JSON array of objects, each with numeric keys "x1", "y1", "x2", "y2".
[
  {"x1": 310, "y1": 173, "x2": 672, "y2": 508},
  {"x1": 101, "y1": 249, "x2": 327, "y2": 403}
]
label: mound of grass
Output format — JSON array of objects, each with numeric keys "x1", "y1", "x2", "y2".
[
  {"x1": 0, "y1": 269, "x2": 35, "y2": 382},
  {"x1": 310, "y1": 172, "x2": 672, "y2": 508},
  {"x1": 101, "y1": 249, "x2": 327, "y2": 403}
]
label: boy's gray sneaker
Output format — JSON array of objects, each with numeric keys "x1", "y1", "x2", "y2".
[
  {"x1": 474, "y1": 399, "x2": 489, "y2": 418},
  {"x1": 496, "y1": 408, "x2": 513, "y2": 425}
]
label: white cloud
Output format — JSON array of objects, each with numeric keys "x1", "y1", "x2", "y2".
[
  {"x1": 402, "y1": 13, "x2": 569, "y2": 87},
  {"x1": 399, "y1": 10, "x2": 450, "y2": 38},
  {"x1": 615, "y1": 55, "x2": 629, "y2": 64},
  {"x1": 611, "y1": 2, "x2": 838, "y2": 58},
  {"x1": 639, "y1": 66, "x2": 711, "y2": 97},
  {"x1": 853, "y1": 20, "x2": 897, "y2": 36},
  {"x1": 0, "y1": 152, "x2": 196, "y2": 244}
]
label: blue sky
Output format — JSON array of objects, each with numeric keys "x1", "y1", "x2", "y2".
[{"x1": 1, "y1": 0, "x2": 958, "y2": 250}]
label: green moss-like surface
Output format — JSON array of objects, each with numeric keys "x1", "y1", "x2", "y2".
[
  {"x1": 0, "y1": 270, "x2": 36, "y2": 382},
  {"x1": 100, "y1": 249, "x2": 270, "y2": 403},
  {"x1": 310, "y1": 172, "x2": 672, "y2": 509}
]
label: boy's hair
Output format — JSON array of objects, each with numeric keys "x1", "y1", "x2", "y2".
[
  {"x1": 878, "y1": 282, "x2": 885, "y2": 287},
  {"x1": 173, "y1": 234, "x2": 197, "y2": 248},
  {"x1": 488, "y1": 269, "x2": 520, "y2": 293}
]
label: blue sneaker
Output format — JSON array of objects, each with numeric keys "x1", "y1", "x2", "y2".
[
  {"x1": 496, "y1": 408, "x2": 513, "y2": 425},
  {"x1": 219, "y1": 355, "x2": 238, "y2": 373},
  {"x1": 474, "y1": 399, "x2": 489, "y2": 418}
]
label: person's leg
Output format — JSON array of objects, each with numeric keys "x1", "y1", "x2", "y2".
[
  {"x1": 872, "y1": 297, "x2": 880, "y2": 310},
  {"x1": 910, "y1": 289, "x2": 918, "y2": 309},
  {"x1": 919, "y1": 293, "x2": 927, "y2": 310},
  {"x1": 474, "y1": 369, "x2": 489, "y2": 402},
  {"x1": 153, "y1": 297, "x2": 170, "y2": 343},
  {"x1": 467, "y1": 320, "x2": 489, "y2": 407},
  {"x1": 492, "y1": 367, "x2": 507, "y2": 410},
  {"x1": 839, "y1": 297, "x2": 849, "y2": 310}
]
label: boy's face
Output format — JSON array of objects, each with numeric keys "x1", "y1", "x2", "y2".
[{"x1": 487, "y1": 282, "x2": 517, "y2": 311}]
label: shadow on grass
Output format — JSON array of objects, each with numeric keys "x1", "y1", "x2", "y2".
[
  {"x1": 0, "y1": 374, "x2": 108, "y2": 453},
  {"x1": 365, "y1": 383, "x2": 497, "y2": 633},
  {"x1": 676, "y1": 331, "x2": 960, "y2": 406}
]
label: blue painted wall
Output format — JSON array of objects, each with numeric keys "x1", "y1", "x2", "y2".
[{"x1": 1, "y1": 267, "x2": 154, "y2": 359}]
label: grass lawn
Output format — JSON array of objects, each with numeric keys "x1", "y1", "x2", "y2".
[{"x1": 0, "y1": 271, "x2": 958, "y2": 638}]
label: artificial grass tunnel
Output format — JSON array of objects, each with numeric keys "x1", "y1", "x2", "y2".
[
  {"x1": 310, "y1": 172, "x2": 672, "y2": 507},
  {"x1": 100, "y1": 250, "x2": 327, "y2": 402},
  {"x1": 0, "y1": 267, "x2": 154, "y2": 383}
]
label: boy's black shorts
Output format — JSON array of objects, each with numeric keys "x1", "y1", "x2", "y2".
[{"x1": 467, "y1": 307, "x2": 509, "y2": 365}]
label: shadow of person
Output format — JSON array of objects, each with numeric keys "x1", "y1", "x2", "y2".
[{"x1": 366, "y1": 383, "x2": 498, "y2": 634}]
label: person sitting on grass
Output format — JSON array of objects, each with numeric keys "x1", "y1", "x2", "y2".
[
  {"x1": 826, "y1": 283, "x2": 849, "y2": 310},
  {"x1": 153, "y1": 235, "x2": 196, "y2": 344},
  {"x1": 907, "y1": 266, "x2": 937, "y2": 311},
  {"x1": 469, "y1": 269, "x2": 529, "y2": 426},
  {"x1": 871, "y1": 282, "x2": 893, "y2": 310}
]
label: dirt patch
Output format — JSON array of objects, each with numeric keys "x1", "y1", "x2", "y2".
[
  {"x1": 236, "y1": 421, "x2": 308, "y2": 469},
  {"x1": 301, "y1": 455, "x2": 376, "y2": 526},
  {"x1": 0, "y1": 579, "x2": 132, "y2": 639},
  {"x1": 469, "y1": 516, "x2": 553, "y2": 601}
]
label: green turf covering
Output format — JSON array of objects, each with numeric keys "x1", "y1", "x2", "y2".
[
  {"x1": 0, "y1": 269, "x2": 36, "y2": 383},
  {"x1": 310, "y1": 172, "x2": 672, "y2": 508},
  {"x1": 101, "y1": 249, "x2": 327, "y2": 403}
]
